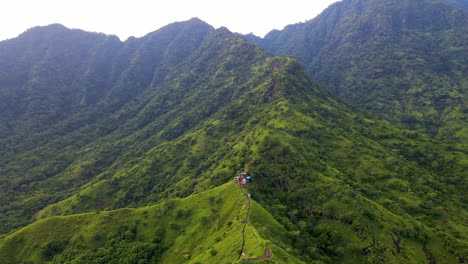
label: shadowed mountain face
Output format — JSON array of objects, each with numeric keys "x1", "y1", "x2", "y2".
[
  {"x1": 245, "y1": 0, "x2": 468, "y2": 141},
  {"x1": 0, "y1": 19, "x2": 214, "y2": 141},
  {"x1": 0, "y1": 17, "x2": 466, "y2": 264}
]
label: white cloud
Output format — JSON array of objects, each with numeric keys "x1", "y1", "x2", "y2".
[{"x1": 0, "y1": 0, "x2": 340, "y2": 41}]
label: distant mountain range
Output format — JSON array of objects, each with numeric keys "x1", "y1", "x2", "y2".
[
  {"x1": 0, "y1": 0, "x2": 466, "y2": 263},
  {"x1": 245, "y1": 0, "x2": 467, "y2": 141}
]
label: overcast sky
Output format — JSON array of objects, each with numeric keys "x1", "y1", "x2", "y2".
[{"x1": 1, "y1": 0, "x2": 341, "y2": 41}]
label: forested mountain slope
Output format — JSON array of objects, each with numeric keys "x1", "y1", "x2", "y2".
[
  {"x1": 0, "y1": 18, "x2": 219, "y2": 233},
  {"x1": 0, "y1": 19, "x2": 466, "y2": 263},
  {"x1": 245, "y1": 0, "x2": 467, "y2": 141}
]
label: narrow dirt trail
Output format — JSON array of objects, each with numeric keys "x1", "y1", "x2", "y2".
[
  {"x1": 237, "y1": 188, "x2": 251, "y2": 261},
  {"x1": 236, "y1": 185, "x2": 272, "y2": 262}
]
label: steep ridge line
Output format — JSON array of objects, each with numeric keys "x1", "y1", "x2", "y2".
[
  {"x1": 237, "y1": 188, "x2": 251, "y2": 261},
  {"x1": 236, "y1": 186, "x2": 272, "y2": 262}
]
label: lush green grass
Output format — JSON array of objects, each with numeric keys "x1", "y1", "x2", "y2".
[{"x1": 0, "y1": 183, "x2": 304, "y2": 264}]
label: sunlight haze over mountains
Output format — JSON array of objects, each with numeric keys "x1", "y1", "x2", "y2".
[{"x1": 0, "y1": 0, "x2": 340, "y2": 40}]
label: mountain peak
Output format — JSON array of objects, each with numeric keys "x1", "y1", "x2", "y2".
[
  {"x1": 169, "y1": 17, "x2": 211, "y2": 27},
  {"x1": 143, "y1": 17, "x2": 214, "y2": 39},
  {"x1": 23, "y1": 23, "x2": 68, "y2": 35},
  {"x1": 187, "y1": 17, "x2": 206, "y2": 23},
  {"x1": 214, "y1": 26, "x2": 233, "y2": 36}
]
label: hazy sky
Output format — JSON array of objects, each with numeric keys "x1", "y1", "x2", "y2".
[{"x1": 1, "y1": 0, "x2": 341, "y2": 41}]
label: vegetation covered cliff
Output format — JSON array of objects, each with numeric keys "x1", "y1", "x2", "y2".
[{"x1": 246, "y1": 0, "x2": 467, "y2": 141}]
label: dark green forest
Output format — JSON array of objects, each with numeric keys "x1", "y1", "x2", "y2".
[{"x1": 0, "y1": 0, "x2": 466, "y2": 263}]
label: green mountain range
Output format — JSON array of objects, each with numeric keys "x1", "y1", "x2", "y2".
[
  {"x1": 245, "y1": 0, "x2": 467, "y2": 141},
  {"x1": 0, "y1": 1, "x2": 466, "y2": 264}
]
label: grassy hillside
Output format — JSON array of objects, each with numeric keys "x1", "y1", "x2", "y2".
[{"x1": 0, "y1": 182, "x2": 304, "y2": 264}]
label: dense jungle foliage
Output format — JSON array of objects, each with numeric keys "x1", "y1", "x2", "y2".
[
  {"x1": 0, "y1": 5, "x2": 466, "y2": 264},
  {"x1": 245, "y1": 0, "x2": 468, "y2": 141}
]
